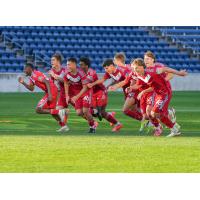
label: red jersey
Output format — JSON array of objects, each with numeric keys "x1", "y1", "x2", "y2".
[
  {"x1": 29, "y1": 70, "x2": 55, "y2": 92},
  {"x1": 104, "y1": 68, "x2": 130, "y2": 94},
  {"x1": 86, "y1": 68, "x2": 105, "y2": 94},
  {"x1": 137, "y1": 71, "x2": 169, "y2": 95},
  {"x1": 64, "y1": 68, "x2": 89, "y2": 97},
  {"x1": 146, "y1": 63, "x2": 172, "y2": 93},
  {"x1": 49, "y1": 67, "x2": 65, "y2": 92}
]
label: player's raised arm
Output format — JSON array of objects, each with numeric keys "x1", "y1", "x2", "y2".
[
  {"x1": 108, "y1": 79, "x2": 127, "y2": 91},
  {"x1": 18, "y1": 76, "x2": 34, "y2": 91},
  {"x1": 157, "y1": 67, "x2": 188, "y2": 77},
  {"x1": 165, "y1": 73, "x2": 174, "y2": 81}
]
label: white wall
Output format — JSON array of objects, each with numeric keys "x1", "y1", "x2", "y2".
[{"x1": 0, "y1": 73, "x2": 199, "y2": 92}]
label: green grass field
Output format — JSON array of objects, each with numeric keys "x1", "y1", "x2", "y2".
[{"x1": 0, "y1": 91, "x2": 200, "y2": 172}]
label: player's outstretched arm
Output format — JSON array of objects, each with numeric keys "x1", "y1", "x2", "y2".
[
  {"x1": 157, "y1": 67, "x2": 188, "y2": 76},
  {"x1": 87, "y1": 77, "x2": 106, "y2": 88},
  {"x1": 165, "y1": 73, "x2": 174, "y2": 81},
  {"x1": 18, "y1": 76, "x2": 34, "y2": 91},
  {"x1": 108, "y1": 80, "x2": 127, "y2": 91},
  {"x1": 43, "y1": 79, "x2": 52, "y2": 102}
]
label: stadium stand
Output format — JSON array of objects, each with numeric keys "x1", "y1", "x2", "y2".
[{"x1": 0, "y1": 26, "x2": 200, "y2": 73}]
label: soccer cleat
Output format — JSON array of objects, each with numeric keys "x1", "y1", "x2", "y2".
[
  {"x1": 139, "y1": 120, "x2": 149, "y2": 134},
  {"x1": 168, "y1": 107, "x2": 176, "y2": 124},
  {"x1": 145, "y1": 121, "x2": 155, "y2": 134},
  {"x1": 88, "y1": 127, "x2": 96, "y2": 133},
  {"x1": 109, "y1": 112, "x2": 116, "y2": 126},
  {"x1": 112, "y1": 123, "x2": 123, "y2": 132},
  {"x1": 167, "y1": 123, "x2": 181, "y2": 137},
  {"x1": 154, "y1": 124, "x2": 163, "y2": 136},
  {"x1": 57, "y1": 125, "x2": 70, "y2": 133}
]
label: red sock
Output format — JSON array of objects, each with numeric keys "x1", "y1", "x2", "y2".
[
  {"x1": 149, "y1": 115, "x2": 159, "y2": 127},
  {"x1": 59, "y1": 121, "x2": 65, "y2": 127},
  {"x1": 124, "y1": 110, "x2": 142, "y2": 121},
  {"x1": 88, "y1": 120, "x2": 95, "y2": 127},
  {"x1": 105, "y1": 113, "x2": 118, "y2": 124},
  {"x1": 160, "y1": 114, "x2": 175, "y2": 128},
  {"x1": 50, "y1": 109, "x2": 59, "y2": 115}
]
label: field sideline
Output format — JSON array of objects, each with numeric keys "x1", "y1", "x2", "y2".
[{"x1": 0, "y1": 91, "x2": 200, "y2": 172}]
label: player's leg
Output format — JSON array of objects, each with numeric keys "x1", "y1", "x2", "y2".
[{"x1": 122, "y1": 96, "x2": 142, "y2": 121}]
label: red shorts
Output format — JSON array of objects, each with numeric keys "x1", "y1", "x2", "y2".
[
  {"x1": 92, "y1": 90, "x2": 108, "y2": 108},
  {"x1": 152, "y1": 93, "x2": 169, "y2": 114},
  {"x1": 37, "y1": 87, "x2": 58, "y2": 109},
  {"x1": 126, "y1": 90, "x2": 140, "y2": 107},
  {"x1": 70, "y1": 90, "x2": 92, "y2": 110},
  {"x1": 140, "y1": 92, "x2": 154, "y2": 114},
  {"x1": 57, "y1": 91, "x2": 68, "y2": 108}
]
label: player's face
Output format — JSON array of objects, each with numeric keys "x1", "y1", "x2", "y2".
[
  {"x1": 104, "y1": 65, "x2": 115, "y2": 74},
  {"x1": 133, "y1": 64, "x2": 144, "y2": 76},
  {"x1": 24, "y1": 66, "x2": 32, "y2": 76},
  {"x1": 51, "y1": 57, "x2": 60, "y2": 68},
  {"x1": 113, "y1": 58, "x2": 122, "y2": 66},
  {"x1": 67, "y1": 61, "x2": 76, "y2": 72},
  {"x1": 79, "y1": 61, "x2": 88, "y2": 71},
  {"x1": 144, "y1": 55, "x2": 154, "y2": 67}
]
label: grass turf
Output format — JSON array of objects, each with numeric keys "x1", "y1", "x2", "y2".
[{"x1": 0, "y1": 91, "x2": 200, "y2": 172}]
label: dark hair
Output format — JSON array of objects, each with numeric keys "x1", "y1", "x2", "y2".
[
  {"x1": 144, "y1": 51, "x2": 156, "y2": 62},
  {"x1": 80, "y1": 57, "x2": 91, "y2": 68},
  {"x1": 52, "y1": 53, "x2": 63, "y2": 63},
  {"x1": 67, "y1": 57, "x2": 77, "y2": 64},
  {"x1": 114, "y1": 52, "x2": 126, "y2": 63},
  {"x1": 102, "y1": 59, "x2": 115, "y2": 68},
  {"x1": 25, "y1": 63, "x2": 34, "y2": 69},
  {"x1": 131, "y1": 58, "x2": 146, "y2": 68}
]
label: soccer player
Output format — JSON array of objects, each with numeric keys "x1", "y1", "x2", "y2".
[
  {"x1": 114, "y1": 52, "x2": 131, "y2": 70},
  {"x1": 88, "y1": 58, "x2": 142, "y2": 122},
  {"x1": 48, "y1": 53, "x2": 69, "y2": 132},
  {"x1": 18, "y1": 63, "x2": 68, "y2": 131},
  {"x1": 132, "y1": 58, "x2": 187, "y2": 137},
  {"x1": 63, "y1": 58, "x2": 98, "y2": 133},
  {"x1": 144, "y1": 51, "x2": 176, "y2": 123},
  {"x1": 79, "y1": 57, "x2": 122, "y2": 132}
]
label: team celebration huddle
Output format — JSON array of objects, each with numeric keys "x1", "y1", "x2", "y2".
[{"x1": 18, "y1": 51, "x2": 188, "y2": 137}]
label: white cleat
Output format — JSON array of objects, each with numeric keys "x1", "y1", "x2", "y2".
[
  {"x1": 56, "y1": 125, "x2": 70, "y2": 133},
  {"x1": 167, "y1": 123, "x2": 181, "y2": 137},
  {"x1": 168, "y1": 107, "x2": 176, "y2": 124}
]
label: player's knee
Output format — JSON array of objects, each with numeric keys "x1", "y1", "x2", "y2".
[
  {"x1": 76, "y1": 110, "x2": 83, "y2": 116},
  {"x1": 150, "y1": 111, "x2": 158, "y2": 118},
  {"x1": 36, "y1": 107, "x2": 42, "y2": 114},
  {"x1": 82, "y1": 109, "x2": 89, "y2": 116}
]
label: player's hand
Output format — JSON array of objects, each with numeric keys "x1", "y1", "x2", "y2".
[
  {"x1": 108, "y1": 86, "x2": 117, "y2": 91},
  {"x1": 71, "y1": 96, "x2": 78, "y2": 104},
  {"x1": 48, "y1": 95, "x2": 53, "y2": 102},
  {"x1": 18, "y1": 76, "x2": 24, "y2": 84},
  {"x1": 125, "y1": 87, "x2": 131, "y2": 93},
  {"x1": 179, "y1": 70, "x2": 188, "y2": 76},
  {"x1": 48, "y1": 70, "x2": 55, "y2": 78},
  {"x1": 87, "y1": 83, "x2": 93, "y2": 88},
  {"x1": 137, "y1": 91, "x2": 144, "y2": 100}
]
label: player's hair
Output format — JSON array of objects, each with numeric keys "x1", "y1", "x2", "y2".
[
  {"x1": 144, "y1": 51, "x2": 156, "y2": 62},
  {"x1": 80, "y1": 57, "x2": 91, "y2": 68},
  {"x1": 131, "y1": 58, "x2": 146, "y2": 68},
  {"x1": 102, "y1": 59, "x2": 115, "y2": 68},
  {"x1": 25, "y1": 63, "x2": 34, "y2": 69},
  {"x1": 52, "y1": 53, "x2": 63, "y2": 63},
  {"x1": 114, "y1": 52, "x2": 126, "y2": 63},
  {"x1": 67, "y1": 57, "x2": 77, "y2": 64}
]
